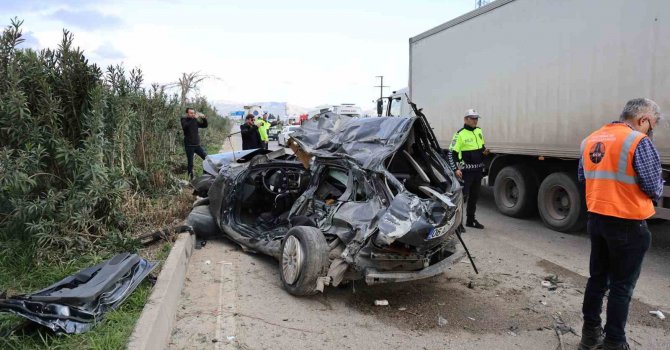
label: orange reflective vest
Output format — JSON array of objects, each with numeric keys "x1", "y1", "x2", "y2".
[{"x1": 581, "y1": 123, "x2": 655, "y2": 220}]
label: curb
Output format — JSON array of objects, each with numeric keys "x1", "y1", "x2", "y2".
[{"x1": 127, "y1": 232, "x2": 195, "y2": 350}]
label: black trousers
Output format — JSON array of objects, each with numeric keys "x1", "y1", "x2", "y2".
[
  {"x1": 185, "y1": 145, "x2": 207, "y2": 178},
  {"x1": 462, "y1": 170, "x2": 482, "y2": 222},
  {"x1": 582, "y1": 213, "x2": 650, "y2": 345}
]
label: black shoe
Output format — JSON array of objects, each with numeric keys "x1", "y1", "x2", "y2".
[
  {"x1": 458, "y1": 224, "x2": 466, "y2": 233},
  {"x1": 603, "y1": 339, "x2": 630, "y2": 350},
  {"x1": 466, "y1": 219, "x2": 484, "y2": 229},
  {"x1": 578, "y1": 326, "x2": 604, "y2": 350}
]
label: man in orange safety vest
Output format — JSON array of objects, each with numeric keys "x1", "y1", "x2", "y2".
[{"x1": 578, "y1": 98, "x2": 665, "y2": 350}]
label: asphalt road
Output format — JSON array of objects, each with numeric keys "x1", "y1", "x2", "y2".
[{"x1": 170, "y1": 139, "x2": 670, "y2": 350}]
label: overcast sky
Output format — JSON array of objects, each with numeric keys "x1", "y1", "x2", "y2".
[{"x1": 4, "y1": 0, "x2": 476, "y2": 109}]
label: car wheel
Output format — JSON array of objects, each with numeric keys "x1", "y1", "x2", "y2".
[
  {"x1": 537, "y1": 172, "x2": 586, "y2": 232},
  {"x1": 493, "y1": 165, "x2": 538, "y2": 217},
  {"x1": 280, "y1": 226, "x2": 329, "y2": 296}
]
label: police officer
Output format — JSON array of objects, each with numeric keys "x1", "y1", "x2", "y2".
[
  {"x1": 256, "y1": 113, "x2": 271, "y2": 149},
  {"x1": 448, "y1": 109, "x2": 488, "y2": 229},
  {"x1": 578, "y1": 98, "x2": 664, "y2": 350}
]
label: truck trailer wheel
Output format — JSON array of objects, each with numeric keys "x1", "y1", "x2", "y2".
[
  {"x1": 280, "y1": 226, "x2": 330, "y2": 296},
  {"x1": 537, "y1": 172, "x2": 585, "y2": 232},
  {"x1": 494, "y1": 165, "x2": 537, "y2": 217}
]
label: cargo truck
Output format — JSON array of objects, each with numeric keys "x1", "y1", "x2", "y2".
[{"x1": 396, "y1": 0, "x2": 670, "y2": 232}]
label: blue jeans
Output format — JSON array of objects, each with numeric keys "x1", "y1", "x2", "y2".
[
  {"x1": 582, "y1": 213, "x2": 651, "y2": 344},
  {"x1": 185, "y1": 145, "x2": 207, "y2": 178}
]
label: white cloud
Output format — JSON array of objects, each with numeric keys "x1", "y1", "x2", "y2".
[{"x1": 5, "y1": 0, "x2": 475, "y2": 109}]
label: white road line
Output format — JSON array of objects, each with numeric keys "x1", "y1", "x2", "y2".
[{"x1": 215, "y1": 259, "x2": 237, "y2": 350}]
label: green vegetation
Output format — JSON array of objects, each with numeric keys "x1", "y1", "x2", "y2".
[
  {"x1": 0, "y1": 255, "x2": 152, "y2": 350},
  {"x1": 0, "y1": 18, "x2": 230, "y2": 348}
]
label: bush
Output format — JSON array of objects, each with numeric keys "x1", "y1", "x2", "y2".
[{"x1": 0, "y1": 19, "x2": 229, "y2": 264}]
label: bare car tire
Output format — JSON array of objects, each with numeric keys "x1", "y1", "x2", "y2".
[
  {"x1": 537, "y1": 172, "x2": 586, "y2": 232},
  {"x1": 280, "y1": 226, "x2": 330, "y2": 296},
  {"x1": 494, "y1": 165, "x2": 538, "y2": 217}
]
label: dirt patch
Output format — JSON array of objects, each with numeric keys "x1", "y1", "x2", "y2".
[
  {"x1": 332, "y1": 274, "x2": 550, "y2": 335},
  {"x1": 537, "y1": 259, "x2": 670, "y2": 332}
]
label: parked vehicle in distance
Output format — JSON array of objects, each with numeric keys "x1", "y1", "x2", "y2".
[
  {"x1": 278, "y1": 125, "x2": 301, "y2": 147},
  {"x1": 268, "y1": 126, "x2": 280, "y2": 141}
]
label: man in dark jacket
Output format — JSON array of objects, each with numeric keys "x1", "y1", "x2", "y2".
[
  {"x1": 180, "y1": 107, "x2": 208, "y2": 180},
  {"x1": 241, "y1": 114, "x2": 262, "y2": 150}
]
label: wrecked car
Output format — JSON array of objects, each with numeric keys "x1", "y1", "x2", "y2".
[{"x1": 188, "y1": 109, "x2": 467, "y2": 296}]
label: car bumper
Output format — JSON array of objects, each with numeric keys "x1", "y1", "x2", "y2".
[{"x1": 363, "y1": 244, "x2": 466, "y2": 285}]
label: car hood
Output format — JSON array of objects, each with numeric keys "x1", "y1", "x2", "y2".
[{"x1": 290, "y1": 113, "x2": 415, "y2": 171}]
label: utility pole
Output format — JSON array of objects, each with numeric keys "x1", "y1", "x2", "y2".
[
  {"x1": 374, "y1": 76, "x2": 389, "y2": 117},
  {"x1": 375, "y1": 75, "x2": 388, "y2": 101}
]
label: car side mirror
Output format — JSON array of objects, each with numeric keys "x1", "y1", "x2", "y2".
[{"x1": 376, "y1": 99, "x2": 383, "y2": 116}]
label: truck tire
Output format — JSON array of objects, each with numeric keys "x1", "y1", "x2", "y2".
[
  {"x1": 279, "y1": 226, "x2": 330, "y2": 296},
  {"x1": 494, "y1": 165, "x2": 537, "y2": 217},
  {"x1": 537, "y1": 172, "x2": 586, "y2": 232}
]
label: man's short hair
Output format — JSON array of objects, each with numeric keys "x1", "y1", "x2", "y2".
[
  {"x1": 619, "y1": 98, "x2": 660, "y2": 121},
  {"x1": 185, "y1": 107, "x2": 195, "y2": 113},
  {"x1": 245, "y1": 114, "x2": 255, "y2": 120}
]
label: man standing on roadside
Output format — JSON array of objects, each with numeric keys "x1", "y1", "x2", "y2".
[
  {"x1": 448, "y1": 108, "x2": 488, "y2": 230},
  {"x1": 256, "y1": 112, "x2": 271, "y2": 149},
  {"x1": 578, "y1": 98, "x2": 664, "y2": 350},
  {"x1": 241, "y1": 114, "x2": 262, "y2": 150},
  {"x1": 181, "y1": 107, "x2": 208, "y2": 180}
]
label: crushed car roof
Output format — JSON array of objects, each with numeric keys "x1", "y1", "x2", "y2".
[{"x1": 290, "y1": 113, "x2": 416, "y2": 170}]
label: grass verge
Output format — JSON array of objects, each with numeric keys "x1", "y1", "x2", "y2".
[
  {"x1": 0, "y1": 191, "x2": 192, "y2": 349},
  {"x1": 0, "y1": 253, "x2": 153, "y2": 350}
]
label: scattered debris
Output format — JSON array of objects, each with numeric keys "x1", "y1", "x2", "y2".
[
  {"x1": 541, "y1": 277, "x2": 558, "y2": 291},
  {"x1": 507, "y1": 331, "x2": 517, "y2": 337},
  {"x1": 467, "y1": 281, "x2": 474, "y2": 289},
  {"x1": 468, "y1": 317, "x2": 476, "y2": 321},
  {"x1": 138, "y1": 225, "x2": 194, "y2": 246},
  {"x1": 0, "y1": 253, "x2": 156, "y2": 334},
  {"x1": 437, "y1": 316, "x2": 448, "y2": 327},
  {"x1": 552, "y1": 315, "x2": 577, "y2": 336},
  {"x1": 226, "y1": 336, "x2": 236, "y2": 342},
  {"x1": 649, "y1": 310, "x2": 666, "y2": 320},
  {"x1": 398, "y1": 307, "x2": 407, "y2": 311},
  {"x1": 438, "y1": 302, "x2": 445, "y2": 306},
  {"x1": 545, "y1": 274, "x2": 560, "y2": 284},
  {"x1": 212, "y1": 338, "x2": 218, "y2": 343},
  {"x1": 540, "y1": 300, "x2": 548, "y2": 306},
  {"x1": 205, "y1": 260, "x2": 211, "y2": 265},
  {"x1": 374, "y1": 300, "x2": 389, "y2": 306}
]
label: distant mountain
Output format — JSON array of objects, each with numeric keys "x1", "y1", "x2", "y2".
[{"x1": 211, "y1": 100, "x2": 311, "y2": 117}]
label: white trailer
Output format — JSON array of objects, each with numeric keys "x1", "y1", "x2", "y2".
[{"x1": 409, "y1": 0, "x2": 670, "y2": 231}]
